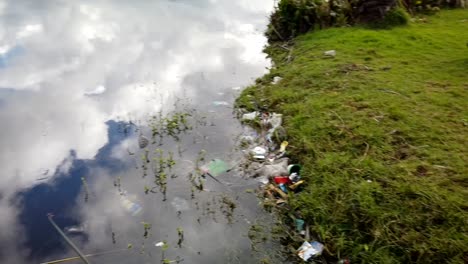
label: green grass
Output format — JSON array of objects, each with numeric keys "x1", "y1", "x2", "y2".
[{"x1": 237, "y1": 10, "x2": 468, "y2": 264}]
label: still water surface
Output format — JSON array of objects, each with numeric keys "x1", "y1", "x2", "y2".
[{"x1": 0, "y1": 1, "x2": 282, "y2": 263}]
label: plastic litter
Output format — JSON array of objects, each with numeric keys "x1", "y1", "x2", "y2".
[
  {"x1": 240, "y1": 135, "x2": 256, "y2": 144},
  {"x1": 256, "y1": 175, "x2": 269, "y2": 185},
  {"x1": 254, "y1": 158, "x2": 289, "y2": 178},
  {"x1": 268, "y1": 184, "x2": 288, "y2": 199},
  {"x1": 324, "y1": 50, "x2": 336, "y2": 57},
  {"x1": 279, "y1": 141, "x2": 288, "y2": 152},
  {"x1": 287, "y1": 164, "x2": 301, "y2": 175},
  {"x1": 338, "y1": 258, "x2": 351, "y2": 264},
  {"x1": 289, "y1": 172, "x2": 300, "y2": 182},
  {"x1": 268, "y1": 113, "x2": 283, "y2": 129},
  {"x1": 64, "y1": 225, "x2": 86, "y2": 235},
  {"x1": 272, "y1": 76, "x2": 283, "y2": 85},
  {"x1": 138, "y1": 135, "x2": 149, "y2": 149},
  {"x1": 242, "y1": 111, "x2": 259, "y2": 121},
  {"x1": 289, "y1": 180, "x2": 305, "y2": 190},
  {"x1": 295, "y1": 219, "x2": 305, "y2": 235},
  {"x1": 200, "y1": 159, "x2": 229, "y2": 177},
  {"x1": 212, "y1": 101, "x2": 230, "y2": 106},
  {"x1": 251, "y1": 146, "x2": 267, "y2": 160},
  {"x1": 155, "y1": 242, "x2": 165, "y2": 247},
  {"x1": 274, "y1": 176, "x2": 291, "y2": 185},
  {"x1": 297, "y1": 241, "x2": 324, "y2": 261},
  {"x1": 245, "y1": 161, "x2": 263, "y2": 176},
  {"x1": 120, "y1": 195, "x2": 143, "y2": 216},
  {"x1": 278, "y1": 183, "x2": 288, "y2": 193}
]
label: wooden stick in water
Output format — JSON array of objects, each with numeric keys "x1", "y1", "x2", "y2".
[{"x1": 47, "y1": 214, "x2": 91, "y2": 264}]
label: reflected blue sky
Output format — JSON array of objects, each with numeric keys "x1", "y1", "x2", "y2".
[{"x1": 0, "y1": 0, "x2": 277, "y2": 263}]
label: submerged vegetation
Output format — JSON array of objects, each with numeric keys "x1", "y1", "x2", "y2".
[{"x1": 238, "y1": 9, "x2": 468, "y2": 263}]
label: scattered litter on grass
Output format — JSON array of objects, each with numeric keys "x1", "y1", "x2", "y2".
[
  {"x1": 338, "y1": 258, "x2": 351, "y2": 264},
  {"x1": 237, "y1": 109, "x2": 313, "y2": 257},
  {"x1": 279, "y1": 141, "x2": 288, "y2": 152},
  {"x1": 287, "y1": 164, "x2": 301, "y2": 175},
  {"x1": 324, "y1": 50, "x2": 336, "y2": 57},
  {"x1": 271, "y1": 76, "x2": 283, "y2": 85},
  {"x1": 295, "y1": 219, "x2": 305, "y2": 234},
  {"x1": 289, "y1": 172, "x2": 300, "y2": 182},
  {"x1": 289, "y1": 180, "x2": 304, "y2": 190},
  {"x1": 297, "y1": 241, "x2": 324, "y2": 261},
  {"x1": 242, "y1": 111, "x2": 259, "y2": 121}
]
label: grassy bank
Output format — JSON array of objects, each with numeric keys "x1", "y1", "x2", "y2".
[{"x1": 237, "y1": 10, "x2": 468, "y2": 263}]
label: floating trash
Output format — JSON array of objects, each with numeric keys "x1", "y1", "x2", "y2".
[
  {"x1": 200, "y1": 159, "x2": 229, "y2": 177},
  {"x1": 212, "y1": 101, "x2": 230, "y2": 106},
  {"x1": 64, "y1": 225, "x2": 86, "y2": 235},
  {"x1": 155, "y1": 241, "x2": 165, "y2": 247},
  {"x1": 138, "y1": 135, "x2": 149, "y2": 149},
  {"x1": 120, "y1": 195, "x2": 143, "y2": 216}
]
